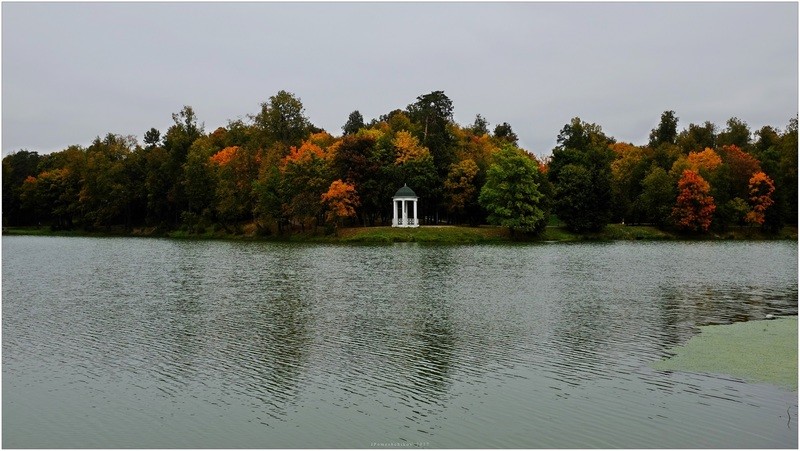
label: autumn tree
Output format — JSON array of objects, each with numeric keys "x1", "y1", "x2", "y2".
[
  {"x1": 330, "y1": 132, "x2": 396, "y2": 225},
  {"x1": 686, "y1": 148, "x2": 723, "y2": 174},
  {"x1": 453, "y1": 128, "x2": 499, "y2": 175},
  {"x1": 19, "y1": 145, "x2": 84, "y2": 229},
  {"x1": 719, "y1": 144, "x2": 761, "y2": 200},
  {"x1": 478, "y1": 146, "x2": 547, "y2": 235},
  {"x1": 280, "y1": 140, "x2": 333, "y2": 231},
  {"x1": 210, "y1": 146, "x2": 253, "y2": 227},
  {"x1": 209, "y1": 147, "x2": 247, "y2": 223},
  {"x1": 393, "y1": 131, "x2": 430, "y2": 165},
  {"x1": 671, "y1": 169, "x2": 716, "y2": 232},
  {"x1": 443, "y1": 159, "x2": 480, "y2": 224},
  {"x1": 321, "y1": 179, "x2": 360, "y2": 231},
  {"x1": 20, "y1": 168, "x2": 79, "y2": 229},
  {"x1": 669, "y1": 149, "x2": 724, "y2": 223},
  {"x1": 745, "y1": 171, "x2": 776, "y2": 227},
  {"x1": 8, "y1": 94, "x2": 798, "y2": 237}
]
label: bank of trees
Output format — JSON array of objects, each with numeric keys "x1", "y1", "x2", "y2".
[{"x1": 3, "y1": 90, "x2": 797, "y2": 236}]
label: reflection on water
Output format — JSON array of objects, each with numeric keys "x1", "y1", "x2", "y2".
[{"x1": 3, "y1": 237, "x2": 797, "y2": 448}]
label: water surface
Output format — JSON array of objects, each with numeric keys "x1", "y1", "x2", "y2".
[{"x1": 3, "y1": 237, "x2": 797, "y2": 448}]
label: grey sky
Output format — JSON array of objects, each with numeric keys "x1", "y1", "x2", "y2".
[{"x1": 3, "y1": 2, "x2": 797, "y2": 158}]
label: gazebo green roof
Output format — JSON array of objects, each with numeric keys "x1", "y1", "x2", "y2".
[{"x1": 393, "y1": 184, "x2": 417, "y2": 198}]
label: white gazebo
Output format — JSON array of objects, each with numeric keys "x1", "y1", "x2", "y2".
[{"x1": 392, "y1": 184, "x2": 419, "y2": 227}]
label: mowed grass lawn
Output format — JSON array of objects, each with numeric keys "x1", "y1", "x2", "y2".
[
  {"x1": 335, "y1": 225, "x2": 512, "y2": 243},
  {"x1": 4, "y1": 223, "x2": 796, "y2": 243},
  {"x1": 336, "y1": 224, "x2": 681, "y2": 243}
]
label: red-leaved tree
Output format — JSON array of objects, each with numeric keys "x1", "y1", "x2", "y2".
[
  {"x1": 745, "y1": 171, "x2": 775, "y2": 226},
  {"x1": 671, "y1": 169, "x2": 716, "y2": 232}
]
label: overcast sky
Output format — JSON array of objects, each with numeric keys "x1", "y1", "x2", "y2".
[{"x1": 3, "y1": 2, "x2": 798, "y2": 158}]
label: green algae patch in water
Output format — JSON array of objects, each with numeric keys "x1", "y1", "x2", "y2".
[{"x1": 654, "y1": 316, "x2": 798, "y2": 391}]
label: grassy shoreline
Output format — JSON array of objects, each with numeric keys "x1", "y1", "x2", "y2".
[
  {"x1": 653, "y1": 317, "x2": 798, "y2": 391},
  {"x1": 3, "y1": 224, "x2": 797, "y2": 243}
]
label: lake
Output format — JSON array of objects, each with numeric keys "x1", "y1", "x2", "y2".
[{"x1": 2, "y1": 236, "x2": 797, "y2": 448}]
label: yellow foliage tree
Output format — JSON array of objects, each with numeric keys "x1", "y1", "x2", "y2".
[
  {"x1": 687, "y1": 147, "x2": 723, "y2": 172},
  {"x1": 393, "y1": 130, "x2": 431, "y2": 165},
  {"x1": 444, "y1": 159, "x2": 480, "y2": 215},
  {"x1": 306, "y1": 131, "x2": 337, "y2": 149}
]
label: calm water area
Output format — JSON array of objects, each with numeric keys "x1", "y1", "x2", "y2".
[{"x1": 2, "y1": 236, "x2": 798, "y2": 448}]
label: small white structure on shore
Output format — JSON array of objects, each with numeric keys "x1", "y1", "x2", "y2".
[{"x1": 392, "y1": 184, "x2": 419, "y2": 227}]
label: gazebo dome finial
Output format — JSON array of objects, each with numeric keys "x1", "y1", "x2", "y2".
[{"x1": 393, "y1": 184, "x2": 417, "y2": 198}]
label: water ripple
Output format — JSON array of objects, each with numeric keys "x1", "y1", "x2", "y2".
[{"x1": 2, "y1": 238, "x2": 797, "y2": 448}]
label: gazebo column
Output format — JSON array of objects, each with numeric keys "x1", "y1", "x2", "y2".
[{"x1": 391, "y1": 185, "x2": 419, "y2": 228}]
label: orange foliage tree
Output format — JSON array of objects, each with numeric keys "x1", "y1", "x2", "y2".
[
  {"x1": 686, "y1": 147, "x2": 723, "y2": 172},
  {"x1": 283, "y1": 141, "x2": 328, "y2": 165},
  {"x1": 321, "y1": 179, "x2": 360, "y2": 229},
  {"x1": 745, "y1": 171, "x2": 775, "y2": 226},
  {"x1": 671, "y1": 169, "x2": 716, "y2": 232},
  {"x1": 281, "y1": 139, "x2": 333, "y2": 231},
  {"x1": 208, "y1": 145, "x2": 263, "y2": 224},
  {"x1": 210, "y1": 146, "x2": 239, "y2": 166}
]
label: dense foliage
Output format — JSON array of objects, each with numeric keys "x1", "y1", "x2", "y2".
[
  {"x1": 3, "y1": 91, "x2": 797, "y2": 236},
  {"x1": 478, "y1": 145, "x2": 547, "y2": 235}
]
